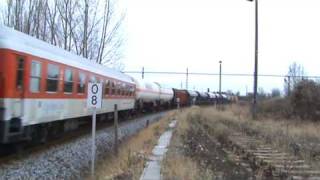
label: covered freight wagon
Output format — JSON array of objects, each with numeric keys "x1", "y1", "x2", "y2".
[{"x1": 172, "y1": 89, "x2": 189, "y2": 107}]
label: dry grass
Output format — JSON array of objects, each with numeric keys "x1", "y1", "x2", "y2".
[
  {"x1": 163, "y1": 104, "x2": 320, "y2": 179},
  {"x1": 162, "y1": 106, "x2": 216, "y2": 180},
  {"x1": 93, "y1": 111, "x2": 176, "y2": 180},
  {"x1": 203, "y1": 104, "x2": 320, "y2": 168},
  {"x1": 93, "y1": 104, "x2": 320, "y2": 179},
  {"x1": 162, "y1": 152, "x2": 211, "y2": 180}
]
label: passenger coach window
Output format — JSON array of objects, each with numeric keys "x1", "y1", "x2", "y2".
[
  {"x1": 16, "y1": 58, "x2": 24, "y2": 90},
  {"x1": 90, "y1": 76, "x2": 96, "y2": 83},
  {"x1": 78, "y1": 73, "x2": 86, "y2": 93},
  {"x1": 121, "y1": 84, "x2": 125, "y2": 96},
  {"x1": 129, "y1": 86, "x2": 133, "y2": 96},
  {"x1": 105, "y1": 80, "x2": 110, "y2": 95},
  {"x1": 64, "y1": 69, "x2": 73, "y2": 93},
  {"x1": 111, "y1": 81, "x2": 115, "y2": 95},
  {"x1": 117, "y1": 82, "x2": 121, "y2": 95},
  {"x1": 130, "y1": 86, "x2": 135, "y2": 96},
  {"x1": 46, "y1": 64, "x2": 59, "y2": 92},
  {"x1": 30, "y1": 61, "x2": 41, "y2": 92},
  {"x1": 126, "y1": 85, "x2": 130, "y2": 96}
]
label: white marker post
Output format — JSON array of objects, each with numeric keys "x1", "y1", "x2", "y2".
[
  {"x1": 87, "y1": 83, "x2": 102, "y2": 178},
  {"x1": 176, "y1": 98, "x2": 180, "y2": 109}
]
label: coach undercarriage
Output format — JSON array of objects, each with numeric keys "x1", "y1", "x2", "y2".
[{"x1": 0, "y1": 108, "x2": 135, "y2": 145}]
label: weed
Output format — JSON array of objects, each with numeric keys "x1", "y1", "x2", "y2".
[{"x1": 93, "y1": 110, "x2": 174, "y2": 180}]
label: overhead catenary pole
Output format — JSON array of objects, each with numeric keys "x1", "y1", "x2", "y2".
[
  {"x1": 288, "y1": 76, "x2": 291, "y2": 96},
  {"x1": 142, "y1": 66, "x2": 144, "y2": 79},
  {"x1": 248, "y1": 0, "x2": 259, "y2": 119},
  {"x1": 218, "y1": 61, "x2": 222, "y2": 108},
  {"x1": 253, "y1": 0, "x2": 259, "y2": 120},
  {"x1": 246, "y1": 85, "x2": 248, "y2": 96},
  {"x1": 219, "y1": 61, "x2": 222, "y2": 95},
  {"x1": 186, "y1": 68, "x2": 189, "y2": 90},
  {"x1": 285, "y1": 75, "x2": 291, "y2": 96}
]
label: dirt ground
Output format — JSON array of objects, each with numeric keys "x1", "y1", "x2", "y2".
[
  {"x1": 162, "y1": 106, "x2": 252, "y2": 180},
  {"x1": 92, "y1": 105, "x2": 320, "y2": 179},
  {"x1": 162, "y1": 105, "x2": 320, "y2": 180}
]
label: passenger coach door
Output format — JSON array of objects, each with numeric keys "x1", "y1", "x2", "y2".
[{"x1": 13, "y1": 56, "x2": 25, "y2": 118}]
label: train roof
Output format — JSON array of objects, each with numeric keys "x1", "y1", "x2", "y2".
[
  {"x1": 208, "y1": 92, "x2": 217, "y2": 98},
  {"x1": 154, "y1": 82, "x2": 174, "y2": 94},
  {"x1": 187, "y1": 90, "x2": 198, "y2": 97},
  {"x1": 0, "y1": 26, "x2": 133, "y2": 83},
  {"x1": 132, "y1": 78, "x2": 160, "y2": 91},
  {"x1": 198, "y1": 92, "x2": 208, "y2": 98},
  {"x1": 172, "y1": 88, "x2": 188, "y2": 92}
]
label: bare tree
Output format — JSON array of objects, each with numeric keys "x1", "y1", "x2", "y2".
[
  {"x1": 284, "y1": 62, "x2": 305, "y2": 96},
  {"x1": 56, "y1": 0, "x2": 70, "y2": 50},
  {"x1": 41, "y1": 0, "x2": 49, "y2": 41},
  {"x1": 14, "y1": 0, "x2": 24, "y2": 31},
  {"x1": 258, "y1": 87, "x2": 267, "y2": 99},
  {"x1": 24, "y1": 0, "x2": 35, "y2": 35},
  {"x1": 271, "y1": 88, "x2": 281, "y2": 97},
  {"x1": 47, "y1": 0, "x2": 58, "y2": 45},
  {"x1": 1, "y1": 0, "x2": 125, "y2": 69},
  {"x1": 6, "y1": 0, "x2": 13, "y2": 26},
  {"x1": 82, "y1": 0, "x2": 89, "y2": 58}
]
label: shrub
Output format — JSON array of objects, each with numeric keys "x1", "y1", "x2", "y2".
[
  {"x1": 257, "y1": 98, "x2": 291, "y2": 118},
  {"x1": 290, "y1": 79, "x2": 320, "y2": 120}
]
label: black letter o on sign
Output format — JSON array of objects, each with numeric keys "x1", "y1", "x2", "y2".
[{"x1": 92, "y1": 84, "x2": 98, "y2": 94}]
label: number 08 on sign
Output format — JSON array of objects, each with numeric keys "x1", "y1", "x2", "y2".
[
  {"x1": 87, "y1": 83, "x2": 102, "y2": 177},
  {"x1": 87, "y1": 83, "x2": 103, "y2": 108}
]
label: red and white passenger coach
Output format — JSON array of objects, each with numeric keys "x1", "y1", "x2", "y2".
[
  {"x1": 0, "y1": 26, "x2": 235, "y2": 145},
  {"x1": 0, "y1": 26, "x2": 135, "y2": 144}
]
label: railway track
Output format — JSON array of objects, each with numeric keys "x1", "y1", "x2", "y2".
[
  {"x1": 0, "y1": 111, "x2": 168, "y2": 179},
  {"x1": 0, "y1": 120, "x2": 110, "y2": 162},
  {"x1": 0, "y1": 110, "x2": 168, "y2": 163},
  {"x1": 224, "y1": 132, "x2": 320, "y2": 179}
]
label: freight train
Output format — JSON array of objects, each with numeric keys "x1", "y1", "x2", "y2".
[{"x1": 0, "y1": 26, "x2": 235, "y2": 144}]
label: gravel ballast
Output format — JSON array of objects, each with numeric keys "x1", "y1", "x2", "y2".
[{"x1": 0, "y1": 112, "x2": 166, "y2": 180}]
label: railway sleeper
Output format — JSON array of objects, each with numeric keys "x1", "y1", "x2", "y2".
[
  {"x1": 227, "y1": 133, "x2": 320, "y2": 179},
  {"x1": 292, "y1": 176, "x2": 320, "y2": 180}
]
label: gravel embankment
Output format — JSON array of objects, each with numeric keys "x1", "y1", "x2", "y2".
[{"x1": 0, "y1": 112, "x2": 166, "y2": 180}]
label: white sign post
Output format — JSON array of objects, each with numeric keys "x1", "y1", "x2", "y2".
[
  {"x1": 87, "y1": 83, "x2": 102, "y2": 178},
  {"x1": 176, "y1": 98, "x2": 180, "y2": 109}
]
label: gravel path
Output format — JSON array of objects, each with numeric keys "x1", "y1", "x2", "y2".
[{"x1": 0, "y1": 112, "x2": 166, "y2": 180}]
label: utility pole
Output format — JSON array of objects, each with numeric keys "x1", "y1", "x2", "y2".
[
  {"x1": 285, "y1": 76, "x2": 291, "y2": 96},
  {"x1": 142, "y1": 67, "x2": 144, "y2": 79},
  {"x1": 246, "y1": 85, "x2": 248, "y2": 96},
  {"x1": 288, "y1": 76, "x2": 291, "y2": 96},
  {"x1": 248, "y1": 0, "x2": 259, "y2": 119},
  {"x1": 186, "y1": 68, "x2": 189, "y2": 90},
  {"x1": 219, "y1": 61, "x2": 222, "y2": 95}
]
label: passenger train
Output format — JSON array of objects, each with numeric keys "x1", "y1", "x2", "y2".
[{"x1": 0, "y1": 26, "x2": 235, "y2": 144}]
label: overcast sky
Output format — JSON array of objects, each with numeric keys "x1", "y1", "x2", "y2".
[{"x1": 122, "y1": 0, "x2": 320, "y2": 94}]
